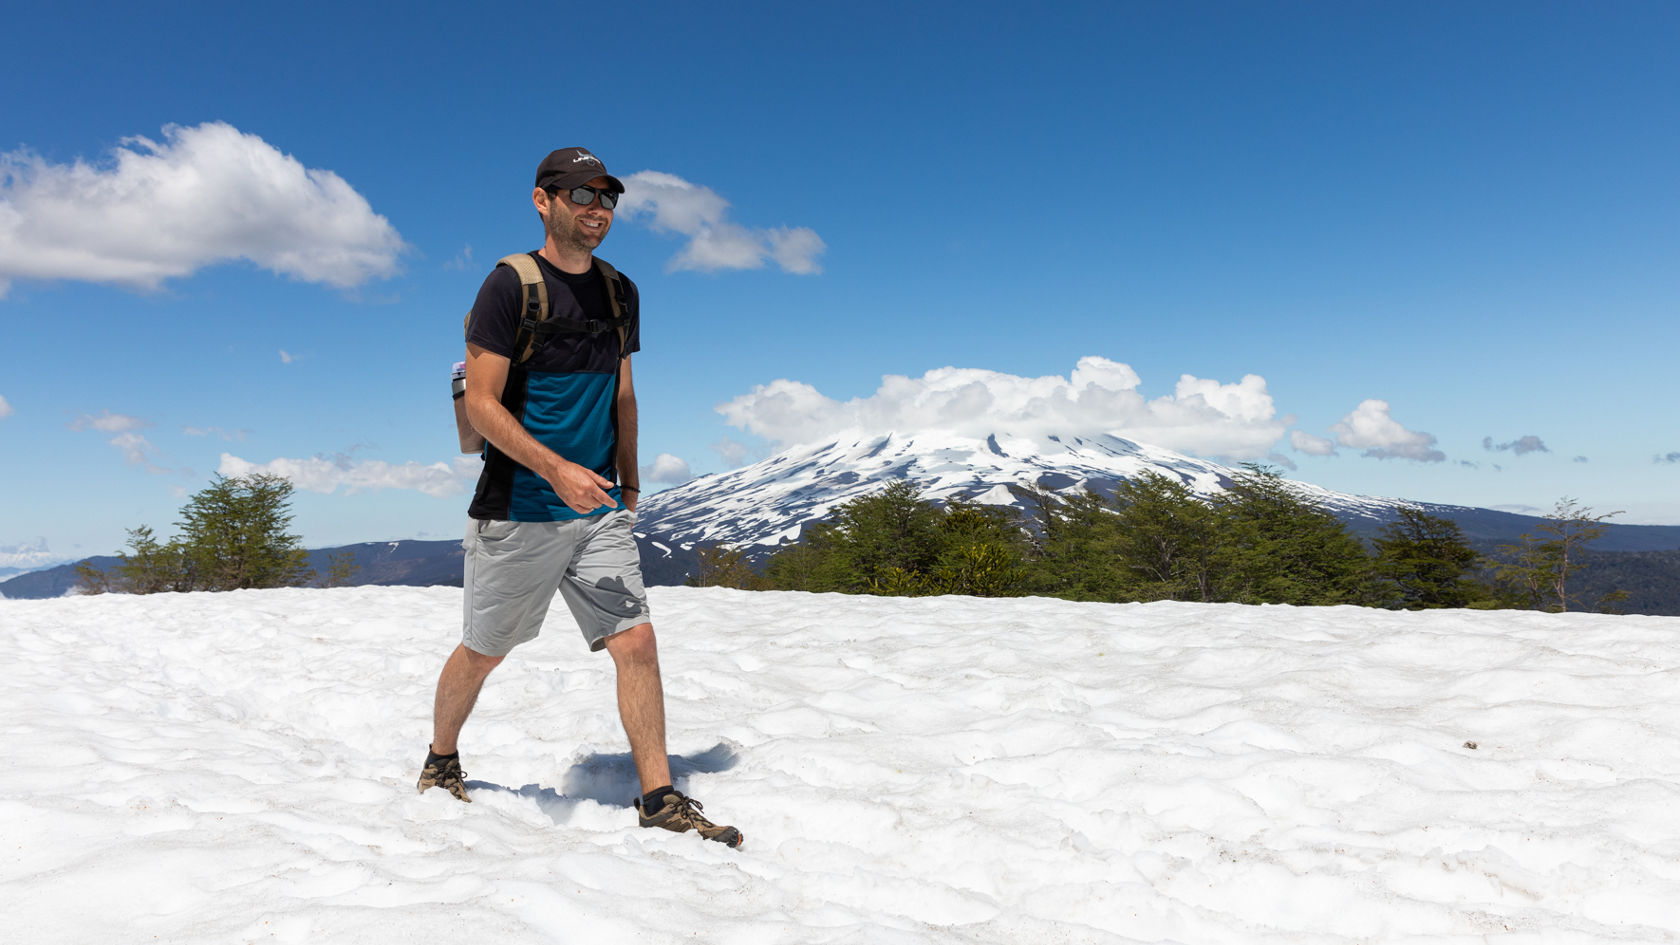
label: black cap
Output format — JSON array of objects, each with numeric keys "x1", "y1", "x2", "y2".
[{"x1": 535, "y1": 147, "x2": 625, "y2": 194}]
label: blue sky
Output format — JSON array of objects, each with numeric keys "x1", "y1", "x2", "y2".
[{"x1": 3, "y1": 0, "x2": 1677, "y2": 572}]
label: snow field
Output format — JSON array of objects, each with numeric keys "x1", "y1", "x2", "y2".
[{"x1": 4, "y1": 586, "x2": 1680, "y2": 943}]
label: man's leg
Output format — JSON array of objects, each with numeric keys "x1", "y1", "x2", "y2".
[
  {"x1": 431, "y1": 643, "x2": 506, "y2": 755},
  {"x1": 602, "y1": 622, "x2": 671, "y2": 794}
]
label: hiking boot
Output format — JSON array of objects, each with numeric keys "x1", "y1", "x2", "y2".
[
  {"x1": 417, "y1": 751, "x2": 471, "y2": 802},
  {"x1": 635, "y1": 790, "x2": 742, "y2": 848}
]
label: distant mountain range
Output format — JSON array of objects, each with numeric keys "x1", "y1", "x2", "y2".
[
  {"x1": 0, "y1": 539, "x2": 468, "y2": 601},
  {"x1": 7, "y1": 430, "x2": 1678, "y2": 608},
  {"x1": 629, "y1": 430, "x2": 1680, "y2": 582}
]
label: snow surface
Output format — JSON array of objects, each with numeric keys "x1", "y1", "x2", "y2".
[{"x1": 5, "y1": 587, "x2": 1680, "y2": 943}]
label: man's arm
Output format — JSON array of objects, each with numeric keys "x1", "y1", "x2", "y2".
[
  {"x1": 464, "y1": 342, "x2": 616, "y2": 514},
  {"x1": 615, "y1": 354, "x2": 639, "y2": 512}
]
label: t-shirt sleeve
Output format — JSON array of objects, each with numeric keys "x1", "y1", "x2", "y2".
[{"x1": 465, "y1": 265, "x2": 522, "y2": 358}]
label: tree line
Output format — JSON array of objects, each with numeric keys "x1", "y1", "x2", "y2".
[
  {"x1": 689, "y1": 467, "x2": 1626, "y2": 613},
  {"x1": 77, "y1": 474, "x2": 355, "y2": 594}
]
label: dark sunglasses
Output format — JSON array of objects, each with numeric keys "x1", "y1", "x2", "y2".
[{"x1": 550, "y1": 184, "x2": 618, "y2": 211}]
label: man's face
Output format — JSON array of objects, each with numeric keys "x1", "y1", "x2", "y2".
[{"x1": 540, "y1": 175, "x2": 615, "y2": 252}]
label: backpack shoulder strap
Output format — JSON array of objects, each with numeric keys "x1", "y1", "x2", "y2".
[
  {"x1": 500, "y1": 253, "x2": 549, "y2": 366},
  {"x1": 461, "y1": 252, "x2": 549, "y2": 367},
  {"x1": 592, "y1": 257, "x2": 631, "y2": 360}
]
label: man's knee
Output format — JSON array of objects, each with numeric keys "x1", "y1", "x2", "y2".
[
  {"x1": 604, "y1": 622, "x2": 658, "y2": 665},
  {"x1": 453, "y1": 643, "x2": 507, "y2": 677}
]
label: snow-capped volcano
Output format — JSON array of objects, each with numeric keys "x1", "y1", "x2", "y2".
[{"x1": 633, "y1": 431, "x2": 1406, "y2": 581}]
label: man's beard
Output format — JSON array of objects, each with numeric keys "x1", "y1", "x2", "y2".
[{"x1": 547, "y1": 206, "x2": 604, "y2": 253}]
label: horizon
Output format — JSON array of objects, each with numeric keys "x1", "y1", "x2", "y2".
[
  {"x1": 10, "y1": 428, "x2": 1678, "y2": 586},
  {"x1": 4, "y1": 2, "x2": 1678, "y2": 573}
]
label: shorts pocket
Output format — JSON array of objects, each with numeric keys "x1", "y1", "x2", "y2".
[{"x1": 476, "y1": 519, "x2": 518, "y2": 543}]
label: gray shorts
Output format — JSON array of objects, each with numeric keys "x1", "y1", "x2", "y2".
[{"x1": 461, "y1": 509, "x2": 651, "y2": 656}]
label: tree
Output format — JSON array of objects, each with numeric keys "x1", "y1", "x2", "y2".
[
  {"x1": 176, "y1": 474, "x2": 312, "y2": 591},
  {"x1": 116, "y1": 525, "x2": 194, "y2": 593},
  {"x1": 1020, "y1": 486, "x2": 1130, "y2": 602},
  {"x1": 1372, "y1": 506, "x2": 1484, "y2": 609},
  {"x1": 77, "y1": 525, "x2": 192, "y2": 594},
  {"x1": 1495, "y1": 498, "x2": 1622, "y2": 612},
  {"x1": 1110, "y1": 472, "x2": 1220, "y2": 602},
  {"x1": 73, "y1": 561, "x2": 112, "y2": 595},
  {"x1": 687, "y1": 544, "x2": 767, "y2": 589},
  {"x1": 927, "y1": 501, "x2": 1031, "y2": 597},
  {"x1": 77, "y1": 474, "x2": 312, "y2": 594},
  {"x1": 762, "y1": 484, "x2": 1030, "y2": 597},
  {"x1": 325, "y1": 550, "x2": 360, "y2": 588},
  {"x1": 818, "y1": 481, "x2": 944, "y2": 594},
  {"x1": 1213, "y1": 466, "x2": 1378, "y2": 606}
]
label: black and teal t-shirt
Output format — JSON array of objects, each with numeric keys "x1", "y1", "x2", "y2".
[{"x1": 465, "y1": 252, "x2": 641, "y2": 522}]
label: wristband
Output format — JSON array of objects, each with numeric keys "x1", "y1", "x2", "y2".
[{"x1": 621, "y1": 485, "x2": 640, "y2": 494}]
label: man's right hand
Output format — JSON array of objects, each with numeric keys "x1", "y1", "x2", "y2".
[{"x1": 543, "y1": 459, "x2": 619, "y2": 515}]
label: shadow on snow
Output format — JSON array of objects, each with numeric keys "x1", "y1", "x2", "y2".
[{"x1": 465, "y1": 741, "x2": 741, "y2": 825}]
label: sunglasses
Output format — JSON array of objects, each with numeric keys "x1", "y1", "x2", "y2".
[{"x1": 551, "y1": 183, "x2": 618, "y2": 211}]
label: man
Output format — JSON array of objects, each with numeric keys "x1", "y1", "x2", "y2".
[{"x1": 418, "y1": 147, "x2": 740, "y2": 849}]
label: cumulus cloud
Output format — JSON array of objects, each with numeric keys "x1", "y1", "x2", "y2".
[
  {"x1": 218, "y1": 452, "x2": 481, "y2": 498},
  {"x1": 69, "y1": 410, "x2": 149, "y2": 433},
  {"x1": 1483, "y1": 435, "x2": 1549, "y2": 456},
  {"x1": 716, "y1": 357, "x2": 1289, "y2": 459},
  {"x1": 712, "y1": 436, "x2": 754, "y2": 468},
  {"x1": 0, "y1": 394, "x2": 11, "y2": 419},
  {"x1": 280, "y1": 350, "x2": 295, "y2": 365},
  {"x1": 0, "y1": 538, "x2": 60, "y2": 572},
  {"x1": 68, "y1": 410, "x2": 172, "y2": 470},
  {"x1": 108, "y1": 432, "x2": 161, "y2": 467},
  {"x1": 1290, "y1": 429, "x2": 1337, "y2": 456},
  {"x1": 1657, "y1": 452, "x2": 1680, "y2": 465},
  {"x1": 1330, "y1": 399, "x2": 1445, "y2": 462},
  {"x1": 641, "y1": 453, "x2": 694, "y2": 486},
  {"x1": 616, "y1": 171, "x2": 825, "y2": 275},
  {"x1": 0, "y1": 121, "x2": 405, "y2": 296}
]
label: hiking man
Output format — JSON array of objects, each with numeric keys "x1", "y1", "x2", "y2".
[{"x1": 418, "y1": 147, "x2": 740, "y2": 848}]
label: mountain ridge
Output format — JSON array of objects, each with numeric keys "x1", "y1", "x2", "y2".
[
  {"x1": 629, "y1": 430, "x2": 1680, "y2": 581},
  {"x1": 7, "y1": 429, "x2": 1678, "y2": 606}
]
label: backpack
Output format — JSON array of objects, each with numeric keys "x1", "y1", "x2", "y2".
[{"x1": 452, "y1": 252, "x2": 631, "y2": 454}]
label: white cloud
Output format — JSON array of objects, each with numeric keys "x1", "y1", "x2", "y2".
[
  {"x1": 712, "y1": 436, "x2": 754, "y2": 468},
  {"x1": 1483, "y1": 435, "x2": 1549, "y2": 456},
  {"x1": 183, "y1": 425, "x2": 249, "y2": 441},
  {"x1": 616, "y1": 170, "x2": 825, "y2": 275},
  {"x1": 280, "y1": 349, "x2": 295, "y2": 364},
  {"x1": 218, "y1": 452, "x2": 481, "y2": 498},
  {"x1": 444, "y1": 244, "x2": 474, "y2": 271},
  {"x1": 0, "y1": 121, "x2": 406, "y2": 296},
  {"x1": 716, "y1": 357, "x2": 1289, "y2": 459},
  {"x1": 1290, "y1": 429, "x2": 1337, "y2": 456},
  {"x1": 70, "y1": 409, "x2": 149, "y2": 433},
  {"x1": 1330, "y1": 399, "x2": 1445, "y2": 462},
  {"x1": 0, "y1": 538, "x2": 59, "y2": 571},
  {"x1": 108, "y1": 432, "x2": 158, "y2": 467},
  {"x1": 69, "y1": 410, "x2": 173, "y2": 471},
  {"x1": 0, "y1": 394, "x2": 11, "y2": 419},
  {"x1": 641, "y1": 453, "x2": 693, "y2": 486}
]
